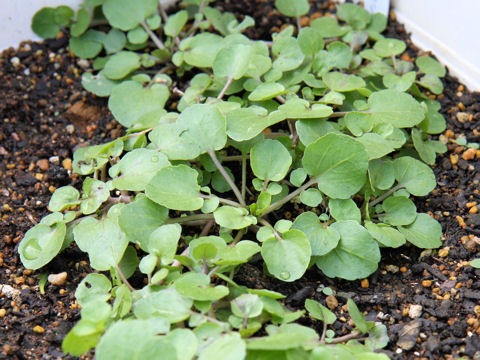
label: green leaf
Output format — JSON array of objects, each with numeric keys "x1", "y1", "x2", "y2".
[
  {"x1": 119, "y1": 197, "x2": 168, "y2": 247},
  {"x1": 248, "y1": 83, "x2": 286, "y2": 101},
  {"x1": 278, "y1": 98, "x2": 333, "y2": 119},
  {"x1": 272, "y1": 37, "x2": 305, "y2": 72},
  {"x1": 226, "y1": 107, "x2": 285, "y2": 141},
  {"x1": 164, "y1": 10, "x2": 188, "y2": 37},
  {"x1": 329, "y1": 198, "x2": 361, "y2": 223},
  {"x1": 118, "y1": 245, "x2": 140, "y2": 279},
  {"x1": 175, "y1": 273, "x2": 229, "y2": 301},
  {"x1": 368, "y1": 159, "x2": 395, "y2": 191},
  {"x1": 79, "y1": 178, "x2": 110, "y2": 215},
  {"x1": 347, "y1": 298, "x2": 369, "y2": 333},
  {"x1": 383, "y1": 71, "x2": 416, "y2": 92},
  {"x1": 75, "y1": 273, "x2": 112, "y2": 306},
  {"x1": 274, "y1": 0, "x2": 310, "y2": 17},
  {"x1": 214, "y1": 241, "x2": 261, "y2": 265},
  {"x1": 213, "y1": 44, "x2": 253, "y2": 80},
  {"x1": 147, "y1": 224, "x2": 181, "y2": 263},
  {"x1": 296, "y1": 119, "x2": 337, "y2": 146},
  {"x1": 344, "y1": 112, "x2": 373, "y2": 136},
  {"x1": 398, "y1": 213, "x2": 442, "y2": 248},
  {"x1": 71, "y1": 8, "x2": 90, "y2": 37},
  {"x1": 146, "y1": 165, "x2": 203, "y2": 211},
  {"x1": 299, "y1": 188, "x2": 323, "y2": 207},
  {"x1": 262, "y1": 229, "x2": 311, "y2": 282},
  {"x1": 214, "y1": 206, "x2": 257, "y2": 229},
  {"x1": 298, "y1": 27, "x2": 324, "y2": 57},
  {"x1": 311, "y1": 17, "x2": 349, "y2": 38},
  {"x1": 103, "y1": 28, "x2": 127, "y2": 54},
  {"x1": 165, "y1": 329, "x2": 198, "y2": 360},
  {"x1": 199, "y1": 333, "x2": 246, "y2": 360},
  {"x1": 356, "y1": 133, "x2": 396, "y2": 160},
  {"x1": 19, "y1": 222, "x2": 66, "y2": 270},
  {"x1": 81, "y1": 71, "x2": 120, "y2": 97},
  {"x1": 302, "y1": 133, "x2": 368, "y2": 199},
  {"x1": 127, "y1": 26, "x2": 148, "y2": 44},
  {"x1": 232, "y1": 294, "x2": 263, "y2": 318},
  {"x1": 69, "y1": 30, "x2": 104, "y2": 59},
  {"x1": 417, "y1": 74, "x2": 443, "y2": 95},
  {"x1": 133, "y1": 287, "x2": 192, "y2": 323},
  {"x1": 113, "y1": 149, "x2": 170, "y2": 191},
  {"x1": 380, "y1": 196, "x2": 417, "y2": 226},
  {"x1": 48, "y1": 186, "x2": 80, "y2": 212},
  {"x1": 368, "y1": 89, "x2": 425, "y2": 128},
  {"x1": 292, "y1": 212, "x2": 339, "y2": 256},
  {"x1": 470, "y1": 259, "x2": 480, "y2": 269},
  {"x1": 109, "y1": 81, "x2": 169, "y2": 127},
  {"x1": 316, "y1": 221, "x2": 380, "y2": 280},
  {"x1": 251, "y1": 139, "x2": 292, "y2": 181},
  {"x1": 416, "y1": 56, "x2": 446, "y2": 77},
  {"x1": 290, "y1": 168, "x2": 307, "y2": 187},
  {"x1": 322, "y1": 71, "x2": 366, "y2": 92},
  {"x1": 102, "y1": 0, "x2": 156, "y2": 31},
  {"x1": 393, "y1": 156, "x2": 436, "y2": 196},
  {"x1": 32, "y1": 7, "x2": 62, "y2": 39},
  {"x1": 336, "y1": 3, "x2": 371, "y2": 29},
  {"x1": 364, "y1": 221, "x2": 406, "y2": 248},
  {"x1": 74, "y1": 217, "x2": 128, "y2": 271},
  {"x1": 305, "y1": 299, "x2": 336, "y2": 324},
  {"x1": 179, "y1": 33, "x2": 224, "y2": 68},
  {"x1": 247, "y1": 323, "x2": 318, "y2": 350},
  {"x1": 373, "y1": 38, "x2": 406, "y2": 57},
  {"x1": 95, "y1": 319, "x2": 175, "y2": 360},
  {"x1": 419, "y1": 99, "x2": 446, "y2": 134}
]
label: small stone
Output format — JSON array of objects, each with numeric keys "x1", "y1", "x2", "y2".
[
  {"x1": 408, "y1": 304, "x2": 423, "y2": 319},
  {"x1": 36, "y1": 159, "x2": 49, "y2": 171},
  {"x1": 470, "y1": 206, "x2": 479, "y2": 214},
  {"x1": 0, "y1": 309, "x2": 6, "y2": 317},
  {"x1": 49, "y1": 156, "x2": 60, "y2": 165},
  {"x1": 325, "y1": 294, "x2": 338, "y2": 310},
  {"x1": 62, "y1": 158, "x2": 72, "y2": 170},
  {"x1": 463, "y1": 148, "x2": 477, "y2": 160},
  {"x1": 438, "y1": 247, "x2": 450, "y2": 257},
  {"x1": 400, "y1": 266, "x2": 408, "y2": 273},
  {"x1": 397, "y1": 319, "x2": 422, "y2": 350},
  {"x1": 422, "y1": 280, "x2": 432, "y2": 287},
  {"x1": 10, "y1": 57, "x2": 20, "y2": 66},
  {"x1": 76, "y1": 58, "x2": 90, "y2": 70},
  {"x1": 66, "y1": 124, "x2": 75, "y2": 134},
  {"x1": 385, "y1": 265, "x2": 399, "y2": 273},
  {"x1": 456, "y1": 112, "x2": 470, "y2": 123},
  {"x1": 360, "y1": 279, "x2": 369, "y2": 288},
  {"x1": 450, "y1": 154, "x2": 459, "y2": 165},
  {"x1": 48, "y1": 272, "x2": 67, "y2": 286},
  {"x1": 452, "y1": 320, "x2": 468, "y2": 338},
  {"x1": 33, "y1": 325, "x2": 45, "y2": 334},
  {"x1": 35, "y1": 173, "x2": 43, "y2": 181},
  {"x1": 444, "y1": 129, "x2": 455, "y2": 138}
]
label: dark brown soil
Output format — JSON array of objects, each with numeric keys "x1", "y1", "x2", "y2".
[{"x1": 1, "y1": 1, "x2": 480, "y2": 359}]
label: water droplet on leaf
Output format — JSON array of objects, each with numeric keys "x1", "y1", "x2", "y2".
[
  {"x1": 280, "y1": 271, "x2": 290, "y2": 280},
  {"x1": 151, "y1": 155, "x2": 159, "y2": 162}
]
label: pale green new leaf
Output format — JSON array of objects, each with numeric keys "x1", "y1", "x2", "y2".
[
  {"x1": 214, "y1": 206, "x2": 256, "y2": 229},
  {"x1": 164, "y1": 10, "x2": 188, "y2": 37},
  {"x1": 213, "y1": 44, "x2": 253, "y2": 80},
  {"x1": 364, "y1": 221, "x2": 406, "y2": 248},
  {"x1": 274, "y1": 0, "x2": 309, "y2": 17},
  {"x1": 393, "y1": 156, "x2": 436, "y2": 196},
  {"x1": 322, "y1": 71, "x2": 365, "y2": 92},
  {"x1": 292, "y1": 212, "x2": 339, "y2": 256},
  {"x1": 102, "y1": 0, "x2": 156, "y2": 31},
  {"x1": 398, "y1": 213, "x2": 442, "y2": 248},
  {"x1": 416, "y1": 56, "x2": 446, "y2": 77},
  {"x1": 175, "y1": 273, "x2": 229, "y2": 301},
  {"x1": 380, "y1": 196, "x2": 417, "y2": 226},
  {"x1": 305, "y1": 299, "x2": 336, "y2": 324},
  {"x1": 329, "y1": 198, "x2": 361, "y2": 223},
  {"x1": 251, "y1": 139, "x2": 292, "y2": 181},
  {"x1": 48, "y1": 186, "x2": 80, "y2": 212}
]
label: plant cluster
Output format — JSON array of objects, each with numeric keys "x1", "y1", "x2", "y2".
[{"x1": 21, "y1": 0, "x2": 448, "y2": 358}]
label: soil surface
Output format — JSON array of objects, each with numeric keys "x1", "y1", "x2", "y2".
[{"x1": 1, "y1": 1, "x2": 480, "y2": 359}]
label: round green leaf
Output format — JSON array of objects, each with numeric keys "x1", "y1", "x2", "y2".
[
  {"x1": 104, "y1": 51, "x2": 141, "y2": 80},
  {"x1": 164, "y1": 10, "x2": 188, "y2": 37},
  {"x1": 299, "y1": 188, "x2": 323, "y2": 207},
  {"x1": 373, "y1": 38, "x2": 406, "y2": 57},
  {"x1": 364, "y1": 221, "x2": 406, "y2": 248},
  {"x1": 71, "y1": 8, "x2": 90, "y2": 37},
  {"x1": 127, "y1": 26, "x2": 149, "y2": 44},
  {"x1": 147, "y1": 224, "x2": 181, "y2": 262},
  {"x1": 292, "y1": 211, "x2": 340, "y2": 256},
  {"x1": 199, "y1": 333, "x2": 246, "y2": 360},
  {"x1": 113, "y1": 149, "x2": 170, "y2": 191},
  {"x1": 179, "y1": 33, "x2": 224, "y2": 68},
  {"x1": 302, "y1": 133, "x2": 369, "y2": 199},
  {"x1": 146, "y1": 165, "x2": 203, "y2": 211},
  {"x1": 74, "y1": 217, "x2": 128, "y2": 271},
  {"x1": 32, "y1": 7, "x2": 61, "y2": 39},
  {"x1": 329, "y1": 198, "x2": 361, "y2": 223},
  {"x1": 305, "y1": 299, "x2": 336, "y2": 324},
  {"x1": 261, "y1": 229, "x2": 311, "y2": 282},
  {"x1": 103, "y1": 28, "x2": 127, "y2": 54},
  {"x1": 119, "y1": 197, "x2": 168, "y2": 247},
  {"x1": 417, "y1": 74, "x2": 443, "y2": 95},
  {"x1": 214, "y1": 206, "x2": 256, "y2": 229},
  {"x1": 102, "y1": 0, "x2": 156, "y2": 31},
  {"x1": 298, "y1": 27, "x2": 324, "y2": 57},
  {"x1": 274, "y1": 0, "x2": 310, "y2": 17},
  {"x1": 80, "y1": 178, "x2": 110, "y2": 215},
  {"x1": 69, "y1": 30, "x2": 104, "y2": 59},
  {"x1": 231, "y1": 294, "x2": 263, "y2": 318},
  {"x1": 226, "y1": 107, "x2": 285, "y2": 141},
  {"x1": 416, "y1": 56, "x2": 446, "y2": 77},
  {"x1": 398, "y1": 213, "x2": 442, "y2": 249},
  {"x1": 75, "y1": 273, "x2": 112, "y2": 306},
  {"x1": 109, "y1": 81, "x2": 169, "y2": 127},
  {"x1": 380, "y1": 196, "x2": 417, "y2": 226},
  {"x1": 250, "y1": 139, "x2": 292, "y2": 181},
  {"x1": 48, "y1": 186, "x2": 80, "y2": 212},
  {"x1": 165, "y1": 329, "x2": 198, "y2": 360},
  {"x1": 356, "y1": 133, "x2": 396, "y2": 160},
  {"x1": 368, "y1": 159, "x2": 395, "y2": 191},
  {"x1": 322, "y1": 72, "x2": 366, "y2": 92},
  {"x1": 81, "y1": 71, "x2": 120, "y2": 97},
  {"x1": 248, "y1": 83, "x2": 286, "y2": 101},
  {"x1": 368, "y1": 89, "x2": 425, "y2": 128},
  {"x1": 133, "y1": 288, "x2": 192, "y2": 323},
  {"x1": 278, "y1": 98, "x2": 333, "y2": 119},
  {"x1": 175, "y1": 273, "x2": 229, "y2": 301},
  {"x1": 316, "y1": 221, "x2": 380, "y2": 280},
  {"x1": 336, "y1": 3, "x2": 371, "y2": 29},
  {"x1": 19, "y1": 223, "x2": 66, "y2": 270},
  {"x1": 392, "y1": 156, "x2": 436, "y2": 196},
  {"x1": 213, "y1": 44, "x2": 253, "y2": 80},
  {"x1": 470, "y1": 259, "x2": 480, "y2": 269}
]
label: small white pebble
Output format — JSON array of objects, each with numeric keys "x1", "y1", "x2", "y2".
[
  {"x1": 10, "y1": 57, "x2": 20, "y2": 66},
  {"x1": 76, "y1": 59, "x2": 90, "y2": 70},
  {"x1": 408, "y1": 304, "x2": 423, "y2": 319},
  {"x1": 49, "y1": 156, "x2": 60, "y2": 165},
  {"x1": 23, "y1": 68, "x2": 30, "y2": 76},
  {"x1": 48, "y1": 272, "x2": 68, "y2": 286},
  {"x1": 66, "y1": 124, "x2": 75, "y2": 134},
  {"x1": 23, "y1": 44, "x2": 32, "y2": 52}
]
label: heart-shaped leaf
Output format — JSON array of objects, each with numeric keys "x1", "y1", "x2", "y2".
[{"x1": 398, "y1": 213, "x2": 442, "y2": 248}]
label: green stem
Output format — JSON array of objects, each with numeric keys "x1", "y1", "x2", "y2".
[
  {"x1": 200, "y1": 194, "x2": 242, "y2": 208},
  {"x1": 217, "y1": 76, "x2": 233, "y2": 100},
  {"x1": 262, "y1": 178, "x2": 318, "y2": 216},
  {"x1": 258, "y1": 218, "x2": 282, "y2": 241},
  {"x1": 241, "y1": 154, "x2": 247, "y2": 202},
  {"x1": 164, "y1": 213, "x2": 214, "y2": 224},
  {"x1": 141, "y1": 21, "x2": 165, "y2": 50},
  {"x1": 208, "y1": 149, "x2": 246, "y2": 206},
  {"x1": 114, "y1": 265, "x2": 135, "y2": 291},
  {"x1": 123, "y1": 127, "x2": 153, "y2": 140},
  {"x1": 296, "y1": 15, "x2": 302, "y2": 33},
  {"x1": 368, "y1": 184, "x2": 404, "y2": 208}
]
